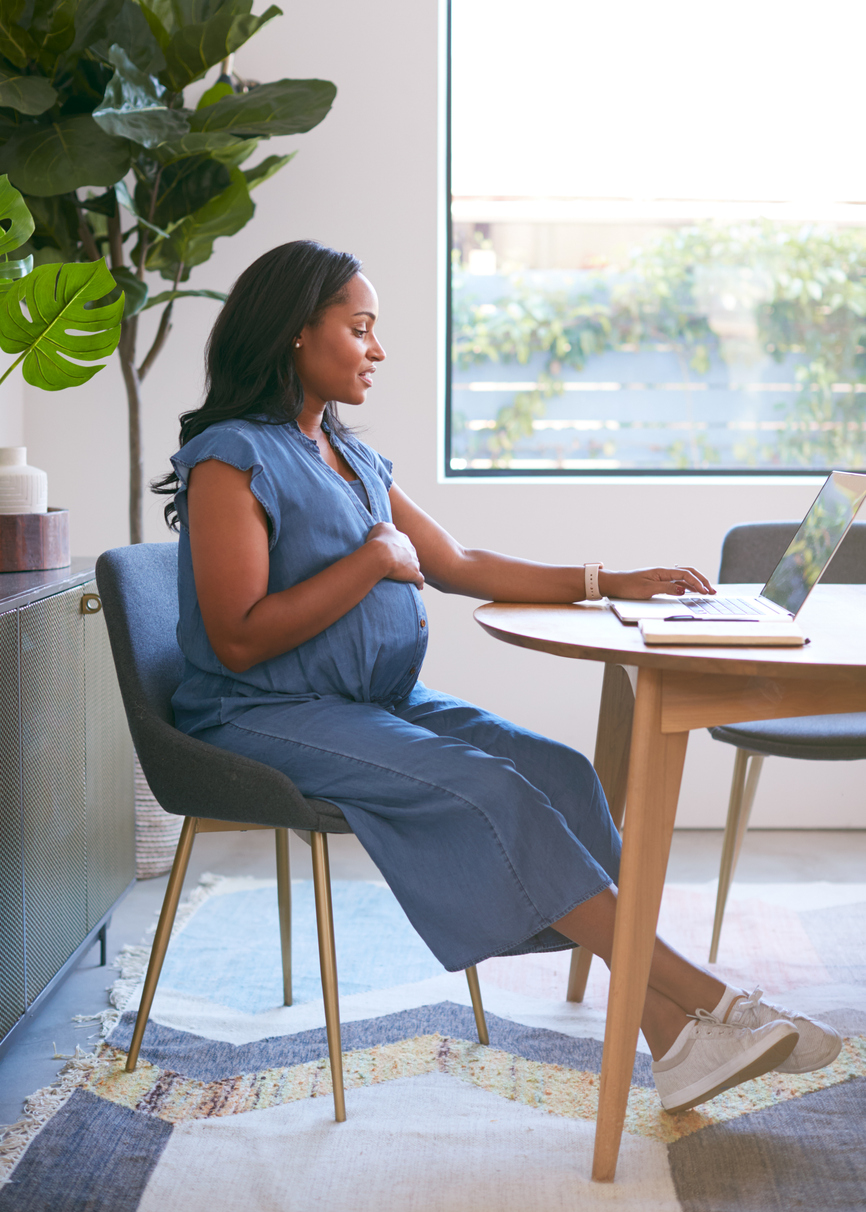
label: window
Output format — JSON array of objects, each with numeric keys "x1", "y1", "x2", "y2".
[{"x1": 447, "y1": 0, "x2": 866, "y2": 476}]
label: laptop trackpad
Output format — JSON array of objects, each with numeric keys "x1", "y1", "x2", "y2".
[{"x1": 609, "y1": 598, "x2": 686, "y2": 624}]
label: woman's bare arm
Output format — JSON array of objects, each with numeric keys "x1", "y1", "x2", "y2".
[
  {"x1": 388, "y1": 483, "x2": 714, "y2": 601},
  {"x1": 187, "y1": 460, "x2": 422, "y2": 672}
]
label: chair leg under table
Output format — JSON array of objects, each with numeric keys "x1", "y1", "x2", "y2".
[
  {"x1": 275, "y1": 828, "x2": 292, "y2": 1005},
  {"x1": 126, "y1": 815, "x2": 197, "y2": 1072},
  {"x1": 310, "y1": 831, "x2": 347, "y2": 1122},
  {"x1": 464, "y1": 966, "x2": 489, "y2": 1044},
  {"x1": 709, "y1": 749, "x2": 765, "y2": 963}
]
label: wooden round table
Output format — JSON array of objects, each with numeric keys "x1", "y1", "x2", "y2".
[{"x1": 475, "y1": 585, "x2": 866, "y2": 1183}]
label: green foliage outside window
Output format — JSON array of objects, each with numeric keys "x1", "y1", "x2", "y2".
[{"x1": 452, "y1": 222, "x2": 866, "y2": 470}]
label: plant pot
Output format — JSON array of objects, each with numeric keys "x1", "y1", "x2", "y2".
[{"x1": 133, "y1": 750, "x2": 184, "y2": 879}]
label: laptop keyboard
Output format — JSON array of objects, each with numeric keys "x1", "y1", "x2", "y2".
[{"x1": 680, "y1": 596, "x2": 773, "y2": 616}]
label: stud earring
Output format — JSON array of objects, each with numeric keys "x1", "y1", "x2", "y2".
[{"x1": 294, "y1": 341, "x2": 301, "y2": 348}]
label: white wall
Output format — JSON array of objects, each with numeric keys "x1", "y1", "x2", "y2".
[{"x1": 21, "y1": 0, "x2": 862, "y2": 828}]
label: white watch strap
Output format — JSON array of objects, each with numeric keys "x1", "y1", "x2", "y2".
[{"x1": 585, "y1": 563, "x2": 603, "y2": 601}]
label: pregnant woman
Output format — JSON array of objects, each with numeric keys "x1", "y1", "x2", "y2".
[{"x1": 153, "y1": 239, "x2": 839, "y2": 1114}]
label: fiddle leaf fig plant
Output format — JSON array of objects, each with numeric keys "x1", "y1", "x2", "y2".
[
  {"x1": 0, "y1": 0, "x2": 336, "y2": 542},
  {"x1": 0, "y1": 174, "x2": 123, "y2": 391}
]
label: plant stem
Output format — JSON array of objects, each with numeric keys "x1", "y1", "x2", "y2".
[
  {"x1": 138, "y1": 260, "x2": 183, "y2": 380},
  {"x1": 138, "y1": 300, "x2": 173, "y2": 382},
  {"x1": 0, "y1": 350, "x2": 27, "y2": 390},
  {"x1": 118, "y1": 315, "x2": 143, "y2": 543},
  {"x1": 75, "y1": 204, "x2": 101, "y2": 262}
]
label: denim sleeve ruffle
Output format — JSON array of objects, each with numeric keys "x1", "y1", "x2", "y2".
[{"x1": 170, "y1": 424, "x2": 280, "y2": 549}]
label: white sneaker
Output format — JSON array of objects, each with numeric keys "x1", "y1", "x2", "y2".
[
  {"x1": 718, "y1": 986, "x2": 842, "y2": 1074},
  {"x1": 652, "y1": 1010, "x2": 798, "y2": 1113}
]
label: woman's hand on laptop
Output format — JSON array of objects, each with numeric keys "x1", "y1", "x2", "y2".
[{"x1": 599, "y1": 566, "x2": 715, "y2": 599}]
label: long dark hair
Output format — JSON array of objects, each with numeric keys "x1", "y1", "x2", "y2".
[{"x1": 151, "y1": 239, "x2": 362, "y2": 528}]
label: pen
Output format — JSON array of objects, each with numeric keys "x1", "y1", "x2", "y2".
[{"x1": 662, "y1": 615, "x2": 761, "y2": 622}]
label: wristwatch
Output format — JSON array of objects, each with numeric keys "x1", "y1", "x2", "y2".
[{"x1": 585, "y1": 563, "x2": 604, "y2": 601}]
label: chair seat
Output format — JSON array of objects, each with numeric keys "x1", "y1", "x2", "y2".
[{"x1": 709, "y1": 712, "x2": 866, "y2": 760}]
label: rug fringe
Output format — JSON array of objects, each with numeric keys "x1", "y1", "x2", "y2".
[{"x1": 0, "y1": 1046, "x2": 111, "y2": 1185}]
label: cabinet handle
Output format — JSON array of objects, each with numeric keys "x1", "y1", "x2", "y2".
[{"x1": 81, "y1": 593, "x2": 102, "y2": 615}]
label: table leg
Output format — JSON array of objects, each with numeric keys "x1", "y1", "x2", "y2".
[
  {"x1": 591, "y1": 666, "x2": 689, "y2": 1182},
  {"x1": 567, "y1": 663, "x2": 635, "y2": 1002}
]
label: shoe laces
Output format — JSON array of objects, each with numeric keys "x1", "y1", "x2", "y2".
[
  {"x1": 688, "y1": 1007, "x2": 738, "y2": 1037},
  {"x1": 733, "y1": 986, "x2": 793, "y2": 1021}
]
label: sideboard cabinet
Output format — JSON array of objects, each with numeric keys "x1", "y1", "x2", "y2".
[{"x1": 0, "y1": 560, "x2": 134, "y2": 1052}]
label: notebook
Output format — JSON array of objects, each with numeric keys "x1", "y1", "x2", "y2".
[
  {"x1": 610, "y1": 469, "x2": 866, "y2": 627},
  {"x1": 639, "y1": 619, "x2": 806, "y2": 646}
]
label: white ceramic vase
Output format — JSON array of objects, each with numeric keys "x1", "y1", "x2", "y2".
[{"x1": 0, "y1": 447, "x2": 48, "y2": 514}]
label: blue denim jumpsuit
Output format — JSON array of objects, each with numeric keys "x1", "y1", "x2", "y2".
[{"x1": 170, "y1": 419, "x2": 621, "y2": 971}]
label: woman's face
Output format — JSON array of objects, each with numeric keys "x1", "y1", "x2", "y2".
[{"x1": 294, "y1": 273, "x2": 386, "y2": 410}]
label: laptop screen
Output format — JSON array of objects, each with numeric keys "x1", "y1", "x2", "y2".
[{"x1": 762, "y1": 471, "x2": 866, "y2": 615}]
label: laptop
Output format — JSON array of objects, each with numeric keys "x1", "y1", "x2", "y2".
[{"x1": 610, "y1": 470, "x2": 866, "y2": 624}]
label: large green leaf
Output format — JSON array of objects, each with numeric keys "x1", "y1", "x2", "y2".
[
  {"x1": 90, "y1": 0, "x2": 166, "y2": 75},
  {"x1": 0, "y1": 174, "x2": 35, "y2": 256},
  {"x1": 148, "y1": 166, "x2": 253, "y2": 279},
  {"x1": 0, "y1": 259, "x2": 123, "y2": 390},
  {"x1": 20, "y1": 193, "x2": 80, "y2": 260},
  {"x1": 100, "y1": 264, "x2": 148, "y2": 317},
  {"x1": 137, "y1": 155, "x2": 231, "y2": 229},
  {"x1": 28, "y1": 0, "x2": 79, "y2": 64},
  {"x1": 243, "y1": 152, "x2": 294, "y2": 190},
  {"x1": 143, "y1": 285, "x2": 226, "y2": 309},
  {"x1": 0, "y1": 1, "x2": 40, "y2": 68},
  {"x1": 189, "y1": 78, "x2": 336, "y2": 137},
  {"x1": 93, "y1": 45, "x2": 191, "y2": 147},
  {"x1": 114, "y1": 179, "x2": 171, "y2": 239},
  {"x1": 0, "y1": 67, "x2": 57, "y2": 116},
  {"x1": 152, "y1": 129, "x2": 249, "y2": 163},
  {"x1": 157, "y1": 4, "x2": 282, "y2": 93},
  {"x1": 63, "y1": 0, "x2": 127, "y2": 63},
  {"x1": 0, "y1": 114, "x2": 131, "y2": 196}
]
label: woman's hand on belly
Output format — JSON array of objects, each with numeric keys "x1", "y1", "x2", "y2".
[
  {"x1": 365, "y1": 522, "x2": 424, "y2": 589},
  {"x1": 188, "y1": 459, "x2": 405, "y2": 673}
]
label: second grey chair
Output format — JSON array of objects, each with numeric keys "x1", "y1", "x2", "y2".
[
  {"x1": 95, "y1": 543, "x2": 489, "y2": 1122},
  {"x1": 708, "y1": 520, "x2": 866, "y2": 962}
]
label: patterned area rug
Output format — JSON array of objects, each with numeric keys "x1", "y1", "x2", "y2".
[{"x1": 1, "y1": 874, "x2": 864, "y2": 1211}]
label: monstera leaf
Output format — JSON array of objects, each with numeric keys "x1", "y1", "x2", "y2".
[
  {"x1": 0, "y1": 174, "x2": 35, "y2": 279},
  {"x1": 0, "y1": 259, "x2": 123, "y2": 389}
]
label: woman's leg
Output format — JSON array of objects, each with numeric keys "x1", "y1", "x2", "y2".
[{"x1": 551, "y1": 888, "x2": 724, "y2": 1058}]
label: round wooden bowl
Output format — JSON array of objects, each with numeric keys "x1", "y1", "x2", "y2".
[{"x1": 0, "y1": 508, "x2": 70, "y2": 572}]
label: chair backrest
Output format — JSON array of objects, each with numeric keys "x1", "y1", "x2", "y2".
[
  {"x1": 96, "y1": 543, "x2": 183, "y2": 726},
  {"x1": 719, "y1": 520, "x2": 866, "y2": 585},
  {"x1": 96, "y1": 543, "x2": 350, "y2": 832}
]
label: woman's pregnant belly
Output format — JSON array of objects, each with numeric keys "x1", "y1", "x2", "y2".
[{"x1": 279, "y1": 578, "x2": 428, "y2": 704}]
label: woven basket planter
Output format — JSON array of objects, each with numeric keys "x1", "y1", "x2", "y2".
[{"x1": 134, "y1": 751, "x2": 183, "y2": 879}]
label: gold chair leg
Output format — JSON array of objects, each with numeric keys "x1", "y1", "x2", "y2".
[
  {"x1": 709, "y1": 750, "x2": 765, "y2": 962},
  {"x1": 566, "y1": 945, "x2": 594, "y2": 1002},
  {"x1": 311, "y1": 831, "x2": 346, "y2": 1122},
  {"x1": 275, "y1": 828, "x2": 292, "y2": 1006},
  {"x1": 126, "y1": 816, "x2": 197, "y2": 1072},
  {"x1": 464, "y1": 966, "x2": 489, "y2": 1045}
]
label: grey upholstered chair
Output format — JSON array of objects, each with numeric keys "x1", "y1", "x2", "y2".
[
  {"x1": 95, "y1": 543, "x2": 489, "y2": 1121},
  {"x1": 707, "y1": 520, "x2": 866, "y2": 962}
]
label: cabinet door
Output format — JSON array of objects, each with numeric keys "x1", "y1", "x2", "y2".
[
  {"x1": 0, "y1": 608, "x2": 25, "y2": 1039},
  {"x1": 83, "y1": 579, "x2": 134, "y2": 926},
  {"x1": 19, "y1": 588, "x2": 87, "y2": 1005}
]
